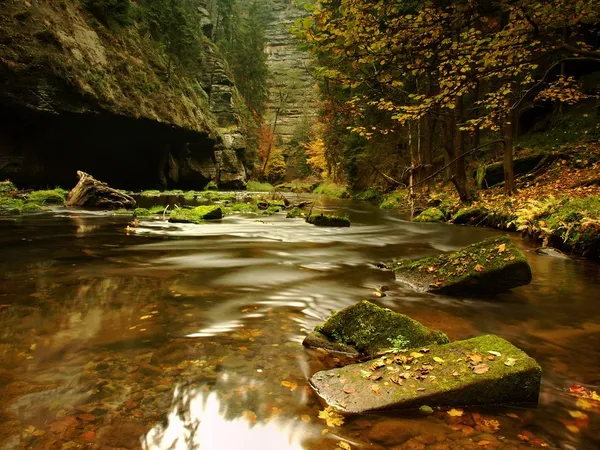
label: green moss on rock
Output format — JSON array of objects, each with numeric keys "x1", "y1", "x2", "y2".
[
  {"x1": 286, "y1": 207, "x2": 306, "y2": 219},
  {"x1": 307, "y1": 214, "x2": 351, "y2": 228},
  {"x1": 414, "y1": 207, "x2": 446, "y2": 223},
  {"x1": 452, "y1": 207, "x2": 489, "y2": 225},
  {"x1": 304, "y1": 300, "x2": 449, "y2": 355},
  {"x1": 169, "y1": 206, "x2": 223, "y2": 223},
  {"x1": 310, "y1": 334, "x2": 542, "y2": 413},
  {"x1": 393, "y1": 236, "x2": 532, "y2": 295},
  {"x1": 26, "y1": 189, "x2": 67, "y2": 205}
]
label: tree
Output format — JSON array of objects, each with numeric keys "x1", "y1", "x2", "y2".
[{"x1": 297, "y1": 0, "x2": 600, "y2": 200}]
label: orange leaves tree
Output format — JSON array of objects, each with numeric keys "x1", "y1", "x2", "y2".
[{"x1": 297, "y1": 0, "x2": 600, "y2": 200}]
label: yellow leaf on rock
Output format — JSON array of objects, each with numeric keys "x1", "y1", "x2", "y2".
[
  {"x1": 410, "y1": 352, "x2": 425, "y2": 359},
  {"x1": 337, "y1": 442, "x2": 351, "y2": 450},
  {"x1": 592, "y1": 391, "x2": 600, "y2": 401},
  {"x1": 301, "y1": 415, "x2": 311, "y2": 423},
  {"x1": 474, "y1": 264, "x2": 485, "y2": 272},
  {"x1": 447, "y1": 408, "x2": 464, "y2": 417}
]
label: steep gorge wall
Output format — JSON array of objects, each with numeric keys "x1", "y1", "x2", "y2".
[
  {"x1": 0, "y1": 0, "x2": 246, "y2": 190},
  {"x1": 265, "y1": 0, "x2": 318, "y2": 145}
]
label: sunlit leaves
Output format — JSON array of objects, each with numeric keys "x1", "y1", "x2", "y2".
[{"x1": 318, "y1": 406, "x2": 345, "y2": 427}]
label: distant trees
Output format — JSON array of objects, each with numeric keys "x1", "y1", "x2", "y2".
[{"x1": 296, "y1": 0, "x2": 600, "y2": 200}]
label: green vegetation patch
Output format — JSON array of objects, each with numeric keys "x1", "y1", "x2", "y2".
[
  {"x1": 414, "y1": 207, "x2": 446, "y2": 223},
  {"x1": 246, "y1": 181, "x2": 275, "y2": 192},
  {"x1": 286, "y1": 207, "x2": 307, "y2": 219},
  {"x1": 26, "y1": 189, "x2": 67, "y2": 205},
  {"x1": 307, "y1": 213, "x2": 351, "y2": 227},
  {"x1": 309, "y1": 334, "x2": 541, "y2": 413},
  {"x1": 313, "y1": 182, "x2": 348, "y2": 199},
  {"x1": 380, "y1": 190, "x2": 407, "y2": 210},
  {"x1": 169, "y1": 206, "x2": 223, "y2": 224},
  {"x1": 204, "y1": 181, "x2": 219, "y2": 191},
  {"x1": 307, "y1": 300, "x2": 449, "y2": 355},
  {"x1": 513, "y1": 196, "x2": 600, "y2": 257},
  {"x1": 393, "y1": 236, "x2": 532, "y2": 295},
  {"x1": 0, "y1": 181, "x2": 16, "y2": 193},
  {"x1": 134, "y1": 206, "x2": 166, "y2": 217},
  {"x1": 0, "y1": 196, "x2": 45, "y2": 215}
]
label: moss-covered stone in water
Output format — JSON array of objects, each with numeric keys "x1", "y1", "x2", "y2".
[
  {"x1": 286, "y1": 207, "x2": 306, "y2": 219},
  {"x1": 307, "y1": 214, "x2": 351, "y2": 227},
  {"x1": 303, "y1": 300, "x2": 449, "y2": 355},
  {"x1": 204, "y1": 181, "x2": 219, "y2": 191},
  {"x1": 393, "y1": 236, "x2": 532, "y2": 295},
  {"x1": 414, "y1": 207, "x2": 446, "y2": 223},
  {"x1": 169, "y1": 206, "x2": 223, "y2": 224},
  {"x1": 310, "y1": 334, "x2": 541, "y2": 414},
  {"x1": 27, "y1": 189, "x2": 67, "y2": 205},
  {"x1": 134, "y1": 206, "x2": 165, "y2": 217}
]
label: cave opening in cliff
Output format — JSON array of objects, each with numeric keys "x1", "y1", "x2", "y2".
[{"x1": 0, "y1": 104, "x2": 217, "y2": 191}]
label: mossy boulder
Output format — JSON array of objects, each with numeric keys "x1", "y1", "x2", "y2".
[
  {"x1": 169, "y1": 206, "x2": 223, "y2": 224},
  {"x1": 393, "y1": 236, "x2": 532, "y2": 296},
  {"x1": 307, "y1": 214, "x2": 351, "y2": 227},
  {"x1": 27, "y1": 189, "x2": 67, "y2": 205},
  {"x1": 414, "y1": 207, "x2": 446, "y2": 223},
  {"x1": 303, "y1": 301, "x2": 449, "y2": 356},
  {"x1": 310, "y1": 334, "x2": 541, "y2": 414},
  {"x1": 452, "y1": 207, "x2": 489, "y2": 225},
  {"x1": 286, "y1": 207, "x2": 307, "y2": 219}
]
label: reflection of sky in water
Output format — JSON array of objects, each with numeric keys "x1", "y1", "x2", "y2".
[{"x1": 143, "y1": 388, "x2": 313, "y2": 450}]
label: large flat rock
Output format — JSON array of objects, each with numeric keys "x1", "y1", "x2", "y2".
[
  {"x1": 393, "y1": 236, "x2": 532, "y2": 295},
  {"x1": 310, "y1": 335, "x2": 541, "y2": 414},
  {"x1": 303, "y1": 300, "x2": 449, "y2": 355}
]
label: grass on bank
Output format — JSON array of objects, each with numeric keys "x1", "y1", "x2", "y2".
[
  {"x1": 246, "y1": 181, "x2": 275, "y2": 192},
  {"x1": 313, "y1": 182, "x2": 348, "y2": 199}
]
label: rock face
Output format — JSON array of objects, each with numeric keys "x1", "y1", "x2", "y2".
[
  {"x1": 393, "y1": 236, "x2": 532, "y2": 295},
  {"x1": 303, "y1": 301, "x2": 449, "y2": 355},
  {"x1": 310, "y1": 335, "x2": 542, "y2": 413},
  {"x1": 66, "y1": 171, "x2": 135, "y2": 209},
  {"x1": 0, "y1": 0, "x2": 246, "y2": 190},
  {"x1": 265, "y1": 1, "x2": 319, "y2": 144}
]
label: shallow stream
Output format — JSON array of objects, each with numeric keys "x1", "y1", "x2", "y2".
[{"x1": 1, "y1": 197, "x2": 599, "y2": 449}]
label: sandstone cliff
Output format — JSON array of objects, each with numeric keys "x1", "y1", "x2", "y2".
[
  {"x1": 265, "y1": 0, "x2": 318, "y2": 145},
  {"x1": 0, "y1": 0, "x2": 247, "y2": 190}
]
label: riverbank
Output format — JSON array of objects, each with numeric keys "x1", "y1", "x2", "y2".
[{"x1": 410, "y1": 144, "x2": 600, "y2": 259}]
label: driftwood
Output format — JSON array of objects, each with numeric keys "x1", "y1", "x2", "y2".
[{"x1": 66, "y1": 171, "x2": 136, "y2": 209}]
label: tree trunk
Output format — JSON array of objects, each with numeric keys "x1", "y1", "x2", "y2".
[
  {"x1": 452, "y1": 95, "x2": 471, "y2": 203},
  {"x1": 67, "y1": 171, "x2": 136, "y2": 210},
  {"x1": 503, "y1": 111, "x2": 516, "y2": 195}
]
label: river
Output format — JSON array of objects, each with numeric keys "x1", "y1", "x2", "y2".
[{"x1": 0, "y1": 197, "x2": 599, "y2": 449}]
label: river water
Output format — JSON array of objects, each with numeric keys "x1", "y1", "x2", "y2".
[{"x1": 0, "y1": 197, "x2": 599, "y2": 449}]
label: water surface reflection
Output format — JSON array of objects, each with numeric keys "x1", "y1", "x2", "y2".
[{"x1": 0, "y1": 200, "x2": 599, "y2": 449}]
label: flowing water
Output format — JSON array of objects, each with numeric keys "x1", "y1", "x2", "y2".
[{"x1": 1, "y1": 197, "x2": 599, "y2": 450}]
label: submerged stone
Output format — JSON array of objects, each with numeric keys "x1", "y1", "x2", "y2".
[
  {"x1": 307, "y1": 214, "x2": 351, "y2": 227},
  {"x1": 393, "y1": 236, "x2": 532, "y2": 295},
  {"x1": 169, "y1": 206, "x2": 223, "y2": 223},
  {"x1": 310, "y1": 335, "x2": 541, "y2": 414},
  {"x1": 303, "y1": 300, "x2": 449, "y2": 355}
]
